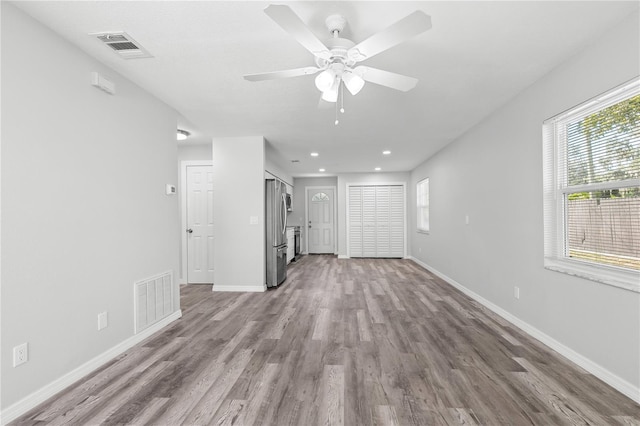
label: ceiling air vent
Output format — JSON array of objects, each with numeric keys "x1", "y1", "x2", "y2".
[{"x1": 91, "y1": 32, "x2": 153, "y2": 59}]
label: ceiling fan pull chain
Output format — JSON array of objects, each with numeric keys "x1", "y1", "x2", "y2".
[{"x1": 335, "y1": 80, "x2": 345, "y2": 125}]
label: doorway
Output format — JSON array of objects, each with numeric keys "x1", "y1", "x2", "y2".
[
  {"x1": 305, "y1": 186, "x2": 337, "y2": 254},
  {"x1": 181, "y1": 161, "x2": 214, "y2": 283}
]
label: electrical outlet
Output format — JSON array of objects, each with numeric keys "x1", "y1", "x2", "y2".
[
  {"x1": 13, "y1": 343, "x2": 28, "y2": 367},
  {"x1": 514, "y1": 286, "x2": 520, "y2": 299},
  {"x1": 98, "y1": 311, "x2": 108, "y2": 331},
  {"x1": 465, "y1": 215, "x2": 470, "y2": 225}
]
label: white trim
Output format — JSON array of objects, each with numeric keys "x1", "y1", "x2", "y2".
[
  {"x1": 304, "y1": 186, "x2": 338, "y2": 255},
  {"x1": 212, "y1": 284, "x2": 267, "y2": 292},
  {"x1": 338, "y1": 254, "x2": 350, "y2": 259},
  {"x1": 180, "y1": 160, "x2": 213, "y2": 284},
  {"x1": 346, "y1": 182, "x2": 407, "y2": 259},
  {"x1": 409, "y1": 256, "x2": 640, "y2": 405},
  {"x1": 0, "y1": 310, "x2": 183, "y2": 425},
  {"x1": 545, "y1": 258, "x2": 640, "y2": 293}
]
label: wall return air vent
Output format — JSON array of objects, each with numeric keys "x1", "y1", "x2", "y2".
[{"x1": 91, "y1": 31, "x2": 153, "y2": 59}]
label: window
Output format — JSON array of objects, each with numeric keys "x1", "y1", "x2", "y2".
[
  {"x1": 311, "y1": 192, "x2": 329, "y2": 202},
  {"x1": 543, "y1": 78, "x2": 640, "y2": 290},
  {"x1": 417, "y1": 178, "x2": 429, "y2": 232}
]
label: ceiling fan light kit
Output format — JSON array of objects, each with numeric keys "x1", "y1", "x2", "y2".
[
  {"x1": 315, "y1": 69, "x2": 336, "y2": 92},
  {"x1": 244, "y1": 5, "x2": 432, "y2": 122},
  {"x1": 342, "y1": 72, "x2": 365, "y2": 96},
  {"x1": 321, "y1": 77, "x2": 342, "y2": 102},
  {"x1": 176, "y1": 129, "x2": 190, "y2": 141}
]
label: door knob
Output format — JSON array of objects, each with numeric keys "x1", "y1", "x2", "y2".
[{"x1": 186, "y1": 228, "x2": 193, "y2": 233}]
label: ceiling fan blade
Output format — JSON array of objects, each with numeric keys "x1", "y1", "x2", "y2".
[
  {"x1": 352, "y1": 66, "x2": 418, "y2": 92},
  {"x1": 348, "y1": 11, "x2": 431, "y2": 62},
  {"x1": 264, "y1": 5, "x2": 331, "y2": 60},
  {"x1": 244, "y1": 67, "x2": 322, "y2": 81}
]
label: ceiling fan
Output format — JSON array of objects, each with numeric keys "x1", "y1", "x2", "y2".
[{"x1": 244, "y1": 5, "x2": 432, "y2": 103}]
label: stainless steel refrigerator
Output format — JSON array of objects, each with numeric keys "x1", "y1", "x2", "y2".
[{"x1": 265, "y1": 178, "x2": 287, "y2": 288}]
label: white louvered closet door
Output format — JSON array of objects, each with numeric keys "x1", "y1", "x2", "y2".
[
  {"x1": 376, "y1": 186, "x2": 391, "y2": 257},
  {"x1": 348, "y1": 187, "x2": 363, "y2": 257},
  {"x1": 348, "y1": 185, "x2": 405, "y2": 258},
  {"x1": 389, "y1": 185, "x2": 405, "y2": 257},
  {"x1": 362, "y1": 187, "x2": 377, "y2": 257}
]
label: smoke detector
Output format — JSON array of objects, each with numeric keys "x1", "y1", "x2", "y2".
[{"x1": 91, "y1": 32, "x2": 153, "y2": 59}]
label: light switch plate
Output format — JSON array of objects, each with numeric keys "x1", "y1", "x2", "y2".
[{"x1": 98, "y1": 311, "x2": 108, "y2": 330}]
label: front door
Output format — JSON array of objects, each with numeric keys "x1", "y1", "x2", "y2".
[
  {"x1": 186, "y1": 165, "x2": 214, "y2": 283},
  {"x1": 307, "y1": 188, "x2": 335, "y2": 254}
]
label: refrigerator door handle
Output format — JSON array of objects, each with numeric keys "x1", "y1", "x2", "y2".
[{"x1": 282, "y1": 193, "x2": 287, "y2": 234}]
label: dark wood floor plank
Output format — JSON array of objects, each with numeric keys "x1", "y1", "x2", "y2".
[{"x1": 10, "y1": 255, "x2": 640, "y2": 426}]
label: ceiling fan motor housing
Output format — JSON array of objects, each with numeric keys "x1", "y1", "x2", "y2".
[{"x1": 315, "y1": 37, "x2": 357, "y2": 69}]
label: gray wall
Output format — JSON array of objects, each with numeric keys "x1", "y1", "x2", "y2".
[
  {"x1": 409, "y1": 12, "x2": 640, "y2": 392},
  {"x1": 212, "y1": 136, "x2": 265, "y2": 290},
  {"x1": 1, "y1": 3, "x2": 180, "y2": 409},
  {"x1": 177, "y1": 143, "x2": 212, "y2": 163},
  {"x1": 265, "y1": 142, "x2": 293, "y2": 187}
]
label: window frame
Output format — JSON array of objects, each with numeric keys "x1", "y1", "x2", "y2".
[
  {"x1": 542, "y1": 78, "x2": 640, "y2": 293},
  {"x1": 416, "y1": 177, "x2": 430, "y2": 234}
]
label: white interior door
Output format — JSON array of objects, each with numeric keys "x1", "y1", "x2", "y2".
[
  {"x1": 308, "y1": 188, "x2": 335, "y2": 254},
  {"x1": 186, "y1": 165, "x2": 214, "y2": 283}
]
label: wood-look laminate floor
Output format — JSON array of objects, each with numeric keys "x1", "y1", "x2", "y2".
[{"x1": 12, "y1": 255, "x2": 640, "y2": 425}]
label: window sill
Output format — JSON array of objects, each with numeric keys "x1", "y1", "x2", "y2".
[
  {"x1": 417, "y1": 229, "x2": 430, "y2": 235},
  {"x1": 544, "y1": 258, "x2": 640, "y2": 293}
]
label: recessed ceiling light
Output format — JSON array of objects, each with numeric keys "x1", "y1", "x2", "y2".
[
  {"x1": 319, "y1": 168, "x2": 326, "y2": 172},
  {"x1": 375, "y1": 167, "x2": 381, "y2": 171},
  {"x1": 310, "y1": 152, "x2": 319, "y2": 157},
  {"x1": 382, "y1": 150, "x2": 391, "y2": 155},
  {"x1": 177, "y1": 129, "x2": 190, "y2": 141}
]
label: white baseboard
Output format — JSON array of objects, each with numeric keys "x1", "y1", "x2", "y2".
[
  {"x1": 212, "y1": 284, "x2": 266, "y2": 292},
  {"x1": 0, "y1": 310, "x2": 183, "y2": 425},
  {"x1": 338, "y1": 255, "x2": 349, "y2": 259},
  {"x1": 409, "y1": 256, "x2": 640, "y2": 405}
]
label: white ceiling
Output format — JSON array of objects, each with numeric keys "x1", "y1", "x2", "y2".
[{"x1": 13, "y1": 1, "x2": 638, "y2": 176}]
